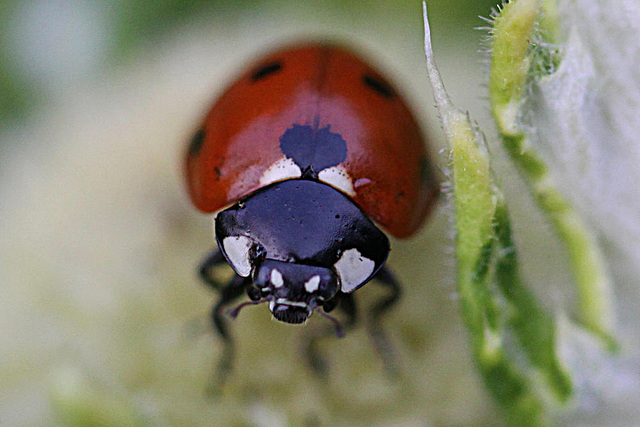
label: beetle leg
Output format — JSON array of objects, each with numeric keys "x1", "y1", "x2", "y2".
[
  {"x1": 303, "y1": 293, "x2": 358, "y2": 378},
  {"x1": 206, "y1": 272, "x2": 251, "y2": 395},
  {"x1": 198, "y1": 248, "x2": 227, "y2": 290},
  {"x1": 368, "y1": 265, "x2": 402, "y2": 377}
]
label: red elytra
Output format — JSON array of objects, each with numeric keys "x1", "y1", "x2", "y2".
[{"x1": 185, "y1": 43, "x2": 438, "y2": 238}]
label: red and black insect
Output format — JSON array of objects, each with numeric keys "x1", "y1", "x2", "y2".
[{"x1": 185, "y1": 42, "x2": 439, "y2": 383}]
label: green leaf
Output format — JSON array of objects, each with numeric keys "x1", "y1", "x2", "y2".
[{"x1": 422, "y1": 2, "x2": 572, "y2": 424}]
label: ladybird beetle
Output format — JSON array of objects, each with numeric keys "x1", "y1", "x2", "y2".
[{"x1": 185, "y1": 42, "x2": 439, "y2": 383}]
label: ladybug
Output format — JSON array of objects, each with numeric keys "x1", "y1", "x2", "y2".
[{"x1": 185, "y1": 42, "x2": 439, "y2": 383}]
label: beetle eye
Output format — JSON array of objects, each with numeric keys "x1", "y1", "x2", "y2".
[{"x1": 247, "y1": 287, "x2": 261, "y2": 301}]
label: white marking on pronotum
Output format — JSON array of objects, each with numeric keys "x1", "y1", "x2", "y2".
[
  {"x1": 270, "y1": 269, "x2": 284, "y2": 288},
  {"x1": 222, "y1": 235, "x2": 254, "y2": 277},
  {"x1": 334, "y1": 248, "x2": 375, "y2": 293},
  {"x1": 259, "y1": 157, "x2": 302, "y2": 187},
  {"x1": 318, "y1": 165, "x2": 355, "y2": 196},
  {"x1": 304, "y1": 275, "x2": 321, "y2": 293}
]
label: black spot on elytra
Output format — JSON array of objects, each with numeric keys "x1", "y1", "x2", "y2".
[
  {"x1": 279, "y1": 124, "x2": 347, "y2": 172},
  {"x1": 362, "y1": 74, "x2": 395, "y2": 99},
  {"x1": 189, "y1": 129, "x2": 205, "y2": 157},
  {"x1": 251, "y1": 61, "x2": 283, "y2": 81}
]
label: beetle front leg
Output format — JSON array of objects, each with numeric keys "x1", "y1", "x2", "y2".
[
  {"x1": 198, "y1": 249, "x2": 251, "y2": 394},
  {"x1": 198, "y1": 248, "x2": 227, "y2": 290},
  {"x1": 368, "y1": 265, "x2": 402, "y2": 377},
  {"x1": 205, "y1": 274, "x2": 250, "y2": 395}
]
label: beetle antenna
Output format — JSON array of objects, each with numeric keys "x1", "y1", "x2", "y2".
[
  {"x1": 317, "y1": 308, "x2": 346, "y2": 338},
  {"x1": 228, "y1": 299, "x2": 266, "y2": 319}
]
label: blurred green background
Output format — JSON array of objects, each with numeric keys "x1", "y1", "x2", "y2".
[
  {"x1": 0, "y1": 0, "x2": 497, "y2": 125},
  {"x1": 0, "y1": 1, "x2": 520, "y2": 426}
]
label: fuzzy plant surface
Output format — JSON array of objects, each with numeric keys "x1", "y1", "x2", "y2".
[{"x1": 424, "y1": 0, "x2": 640, "y2": 425}]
